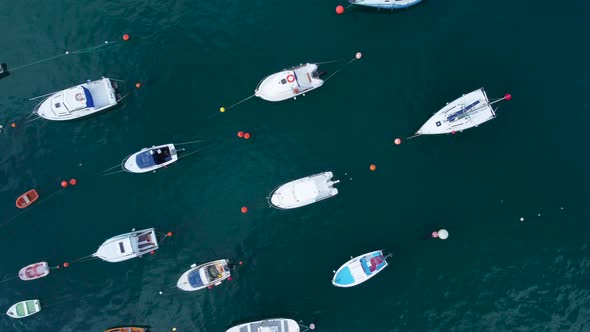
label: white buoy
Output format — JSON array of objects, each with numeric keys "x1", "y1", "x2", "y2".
[
  {"x1": 309, "y1": 323, "x2": 316, "y2": 330},
  {"x1": 438, "y1": 229, "x2": 449, "y2": 240},
  {"x1": 520, "y1": 217, "x2": 524, "y2": 222}
]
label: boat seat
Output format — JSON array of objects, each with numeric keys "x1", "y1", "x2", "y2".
[{"x1": 23, "y1": 195, "x2": 30, "y2": 204}]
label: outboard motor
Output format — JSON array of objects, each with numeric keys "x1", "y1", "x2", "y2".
[
  {"x1": 0, "y1": 63, "x2": 9, "y2": 80},
  {"x1": 312, "y1": 70, "x2": 328, "y2": 80}
]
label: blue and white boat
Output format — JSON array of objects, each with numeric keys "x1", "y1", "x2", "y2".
[
  {"x1": 332, "y1": 250, "x2": 390, "y2": 287},
  {"x1": 34, "y1": 77, "x2": 125, "y2": 121},
  {"x1": 348, "y1": 0, "x2": 422, "y2": 10},
  {"x1": 122, "y1": 144, "x2": 179, "y2": 173},
  {"x1": 414, "y1": 88, "x2": 512, "y2": 136},
  {"x1": 177, "y1": 259, "x2": 231, "y2": 291}
]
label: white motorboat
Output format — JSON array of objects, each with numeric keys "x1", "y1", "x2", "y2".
[
  {"x1": 93, "y1": 228, "x2": 159, "y2": 263},
  {"x1": 34, "y1": 77, "x2": 125, "y2": 121},
  {"x1": 176, "y1": 259, "x2": 231, "y2": 291},
  {"x1": 414, "y1": 88, "x2": 512, "y2": 136},
  {"x1": 332, "y1": 250, "x2": 390, "y2": 288},
  {"x1": 349, "y1": 0, "x2": 422, "y2": 9},
  {"x1": 122, "y1": 144, "x2": 179, "y2": 173},
  {"x1": 269, "y1": 172, "x2": 339, "y2": 209},
  {"x1": 6, "y1": 300, "x2": 41, "y2": 319},
  {"x1": 227, "y1": 318, "x2": 300, "y2": 332},
  {"x1": 255, "y1": 63, "x2": 326, "y2": 102}
]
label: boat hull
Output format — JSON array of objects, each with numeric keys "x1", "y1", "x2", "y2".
[
  {"x1": 177, "y1": 259, "x2": 231, "y2": 291},
  {"x1": 94, "y1": 228, "x2": 159, "y2": 263},
  {"x1": 269, "y1": 172, "x2": 339, "y2": 209},
  {"x1": 123, "y1": 144, "x2": 178, "y2": 173},
  {"x1": 349, "y1": 0, "x2": 422, "y2": 9},
  {"x1": 255, "y1": 64, "x2": 323, "y2": 102},
  {"x1": 227, "y1": 318, "x2": 300, "y2": 332},
  {"x1": 332, "y1": 250, "x2": 388, "y2": 287}
]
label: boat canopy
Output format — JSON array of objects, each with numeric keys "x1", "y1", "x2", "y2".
[
  {"x1": 135, "y1": 147, "x2": 173, "y2": 168},
  {"x1": 360, "y1": 254, "x2": 385, "y2": 274},
  {"x1": 64, "y1": 86, "x2": 94, "y2": 111},
  {"x1": 188, "y1": 269, "x2": 204, "y2": 287}
]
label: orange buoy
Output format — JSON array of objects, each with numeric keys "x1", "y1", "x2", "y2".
[
  {"x1": 60, "y1": 180, "x2": 68, "y2": 188},
  {"x1": 370, "y1": 164, "x2": 376, "y2": 171},
  {"x1": 394, "y1": 138, "x2": 402, "y2": 145},
  {"x1": 10, "y1": 123, "x2": 16, "y2": 128},
  {"x1": 355, "y1": 52, "x2": 362, "y2": 60},
  {"x1": 167, "y1": 231, "x2": 173, "y2": 237},
  {"x1": 237, "y1": 131, "x2": 244, "y2": 138},
  {"x1": 123, "y1": 34, "x2": 130, "y2": 41},
  {"x1": 135, "y1": 82, "x2": 141, "y2": 88},
  {"x1": 241, "y1": 206, "x2": 248, "y2": 213},
  {"x1": 69, "y1": 178, "x2": 77, "y2": 186},
  {"x1": 244, "y1": 133, "x2": 251, "y2": 140},
  {"x1": 63, "y1": 262, "x2": 69, "y2": 268},
  {"x1": 336, "y1": 5, "x2": 344, "y2": 14}
]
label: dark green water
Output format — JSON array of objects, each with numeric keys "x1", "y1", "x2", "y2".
[{"x1": 1, "y1": 0, "x2": 590, "y2": 331}]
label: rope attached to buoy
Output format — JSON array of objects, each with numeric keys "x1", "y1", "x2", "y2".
[
  {"x1": 323, "y1": 52, "x2": 363, "y2": 82},
  {"x1": 220, "y1": 94, "x2": 256, "y2": 113}
]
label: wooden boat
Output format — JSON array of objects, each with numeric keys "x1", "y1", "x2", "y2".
[
  {"x1": 105, "y1": 327, "x2": 147, "y2": 332},
  {"x1": 16, "y1": 189, "x2": 39, "y2": 209},
  {"x1": 19, "y1": 262, "x2": 50, "y2": 281},
  {"x1": 6, "y1": 299, "x2": 41, "y2": 318}
]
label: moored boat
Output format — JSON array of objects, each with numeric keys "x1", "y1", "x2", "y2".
[
  {"x1": 177, "y1": 259, "x2": 231, "y2": 291},
  {"x1": 33, "y1": 77, "x2": 126, "y2": 121},
  {"x1": 269, "y1": 172, "x2": 339, "y2": 209},
  {"x1": 104, "y1": 327, "x2": 147, "y2": 332},
  {"x1": 16, "y1": 189, "x2": 39, "y2": 209},
  {"x1": 332, "y1": 250, "x2": 390, "y2": 287},
  {"x1": 19, "y1": 262, "x2": 50, "y2": 281},
  {"x1": 6, "y1": 300, "x2": 41, "y2": 318},
  {"x1": 255, "y1": 63, "x2": 326, "y2": 102},
  {"x1": 413, "y1": 89, "x2": 512, "y2": 136},
  {"x1": 93, "y1": 228, "x2": 159, "y2": 263},
  {"x1": 122, "y1": 144, "x2": 179, "y2": 173},
  {"x1": 227, "y1": 318, "x2": 300, "y2": 332},
  {"x1": 349, "y1": 0, "x2": 422, "y2": 9}
]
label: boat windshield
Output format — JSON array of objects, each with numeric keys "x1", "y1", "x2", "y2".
[{"x1": 188, "y1": 269, "x2": 204, "y2": 287}]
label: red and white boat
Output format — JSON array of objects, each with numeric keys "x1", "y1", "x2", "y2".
[
  {"x1": 19, "y1": 262, "x2": 50, "y2": 281},
  {"x1": 16, "y1": 189, "x2": 39, "y2": 209}
]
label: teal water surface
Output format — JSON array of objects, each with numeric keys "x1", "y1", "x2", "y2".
[{"x1": 1, "y1": 0, "x2": 590, "y2": 331}]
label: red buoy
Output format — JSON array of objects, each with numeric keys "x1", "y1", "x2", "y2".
[
  {"x1": 10, "y1": 123, "x2": 16, "y2": 128},
  {"x1": 135, "y1": 82, "x2": 141, "y2": 88},
  {"x1": 244, "y1": 133, "x2": 251, "y2": 140},
  {"x1": 63, "y1": 262, "x2": 70, "y2": 268},
  {"x1": 394, "y1": 138, "x2": 402, "y2": 145},
  {"x1": 208, "y1": 285, "x2": 213, "y2": 289},
  {"x1": 370, "y1": 164, "x2": 376, "y2": 171},
  {"x1": 150, "y1": 251, "x2": 155, "y2": 255},
  {"x1": 239, "y1": 261, "x2": 243, "y2": 265},
  {"x1": 69, "y1": 178, "x2": 77, "y2": 186},
  {"x1": 504, "y1": 93, "x2": 512, "y2": 101},
  {"x1": 237, "y1": 131, "x2": 244, "y2": 138},
  {"x1": 167, "y1": 231, "x2": 173, "y2": 237},
  {"x1": 227, "y1": 276, "x2": 233, "y2": 281},
  {"x1": 336, "y1": 5, "x2": 344, "y2": 14},
  {"x1": 60, "y1": 181, "x2": 68, "y2": 188},
  {"x1": 241, "y1": 206, "x2": 248, "y2": 214},
  {"x1": 123, "y1": 34, "x2": 130, "y2": 41}
]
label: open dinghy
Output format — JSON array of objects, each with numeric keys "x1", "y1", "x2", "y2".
[
  {"x1": 349, "y1": 0, "x2": 422, "y2": 9},
  {"x1": 255, "y1": 63, "x2": 326, "y2": 102},
  {"x1": 19, "y1": 262, "x2": 49, "y2": 281},
  {"x1": 16, "y1": 189, "x2": 39, "y2": 209},
  {"x1": 123, "y1": 144, "x2": 179, "y2": 173},
  {"x1": 34, "y1": 77, "x2": 125, "y2": 121},
  {"x1": 414, "y1": 88, "x2": 511, "y2": 136},
  {"x1": 93, "y1": 228, "x2": 159, "y2": 263},
  {"x1": 332, "y1": 250, "x2": 390, "y2": 287},
  {"x1": 269, "y1": 172, "x2": 339, "y2": 209},
  {"x1": 227, "y1": 318, "x2": 300, "y2": 332},
  {"x1": 177, "y1": 259, "x2": 231, "y2": 291},
  {"x1": 6, "y1": 300, "x2": 41, "y2": 319},
  {"x1": 105, "y1": 327, "x2": 147, "y2": 332}
]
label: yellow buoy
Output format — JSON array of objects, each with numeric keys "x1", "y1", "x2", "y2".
[{"x1": 220, "y1": 107, "x2": 226, "y2": 113}]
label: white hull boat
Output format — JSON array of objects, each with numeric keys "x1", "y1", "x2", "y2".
[
  {"x1": 332, "y1": 250, "x2": 390, "y2": 287},
  {"x1": 269, "y1": 172, "x2": 339, "y2": 209},
  {"x1": 349, "y1": 0, "x2": 422, "y2": 9},
  {"x1": 93, "y1": 228, "x2": 159, "y2": 263},
  {"x1": 227, "y1": 318, "x2": 300, "y2": 332},
  {"x1": 34, "y1": 77, "x2": 125, "y2": 121},
  {"x1": 255, "y1": 63, "x2": 326, "y2": 102},
  {"x1": 177, "y1": 259, "x2": 231, "y2": 291},
  {"x1": 6, "y1": 300, "x2": 41, "y2": 319},
  {"x1": 414, "y1": 88, "x2": 511, "y2": 136},
  {"x1": 19, "y1": 262, "x2": 50, "y2": 281},
  {"x1": 123, "y1": 144, "x2": 179, "y2": 173}
]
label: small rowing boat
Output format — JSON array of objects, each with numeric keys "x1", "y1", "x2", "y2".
[
  {"x1": 19, "y1": 262, "x2": 50, "y2": 281},
  {"x1": 104, "y1": 327, "x2": 147, "y2": 332},
  {"x1": 349, "y1": 0, "x2": 422, "y2": 9},
  {"x1": 227, "y1": 318, "x2": 300, "y2": 332},
  {"x1": 6, "y1": 300, "x2": 41, "y2": 319},
  {"x1": 16, "y1": 189, "x2": 39, "y2": 209}
]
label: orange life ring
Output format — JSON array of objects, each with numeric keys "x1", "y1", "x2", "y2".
[{"x1": 286, "y1": 74, "x2": 295, "y2": 83}]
